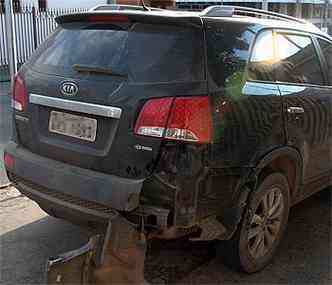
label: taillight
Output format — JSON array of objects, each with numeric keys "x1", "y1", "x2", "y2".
[
  {"x1": 12, "y1": 74, "x2": 28, "y2": 112},
  {"x1": 134, "y1": 97, "x2": 174, "y2": 138},
  {"x1": 165, "y1": 97, "x2": 212, "y2": 143},
  {"x1": 4, "y1": 153, "x2": 15, "y2": 169},
  {"x1": 134, "y1": 96, "x2": 212, "y2": 144}
]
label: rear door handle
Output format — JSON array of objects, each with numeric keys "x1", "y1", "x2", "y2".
[{"x1": 287, "y1": 107, "x2": 304, "y2": 114}]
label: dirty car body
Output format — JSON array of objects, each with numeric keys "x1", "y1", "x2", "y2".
[{"x1": 4, "y1": 7, "x2": 332, "y2": 253}]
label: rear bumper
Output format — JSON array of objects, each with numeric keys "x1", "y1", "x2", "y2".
[{"x1": 5, "y1": 142, "x2": 144, "y2": 212}]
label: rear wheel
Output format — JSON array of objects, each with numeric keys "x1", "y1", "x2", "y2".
[{"x1": 217, "y1": 172, "x2": 290, "y2": 273}]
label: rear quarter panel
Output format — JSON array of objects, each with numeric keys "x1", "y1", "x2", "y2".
[{"x1": 202, "y1": 19, "x2": 285, "y2": 227}]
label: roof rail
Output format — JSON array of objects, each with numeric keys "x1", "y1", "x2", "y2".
[
  {"x1": 202, "y1": 5, "x2": 309, "y2": 25},
  {"x1": 89, "y1": 4, "x2": 164, "y2": 12}
]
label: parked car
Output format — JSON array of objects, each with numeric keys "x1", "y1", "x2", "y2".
[{"x1": 4, "y1": 5, "x2": 332, "y2": 273}]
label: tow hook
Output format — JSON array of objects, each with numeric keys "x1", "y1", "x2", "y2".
[{"x1": 46, "y1": 212, "x2": 147, "y2": 285}]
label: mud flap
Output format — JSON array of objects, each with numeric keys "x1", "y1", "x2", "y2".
[{"x1": 47, "y1": 215, "x2": 147, "y2": 285}]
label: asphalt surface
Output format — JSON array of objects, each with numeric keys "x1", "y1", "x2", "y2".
[
  {"x1": 0, "y1": 186, "x2": 330, "y2": 284},
  {"x1": 0, "y1": 82, "x2": 11, "y2": 186}
]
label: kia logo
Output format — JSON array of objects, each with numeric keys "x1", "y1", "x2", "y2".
[{"x1": 60, "y1": 81, "x2": 78, "y2": 96}]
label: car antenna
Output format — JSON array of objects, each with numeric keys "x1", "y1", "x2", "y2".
[{"x1": 140, "y1": 0, "x2": 151, "y2": 11}]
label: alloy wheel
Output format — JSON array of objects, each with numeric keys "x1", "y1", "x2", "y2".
[{"x1": 247, "y1": 187, "x2": 284, "y2": 259}]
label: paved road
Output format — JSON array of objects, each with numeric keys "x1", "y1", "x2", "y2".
[
  {"x1": 0, "y1": 186, "x2": 330, "y2": 284},
  {"x1": 0, "y1": 82, "x2": 11, "y2": 186}
]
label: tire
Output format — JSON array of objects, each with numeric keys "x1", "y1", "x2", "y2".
[{"x1": 217, "y1": 172, "x2": 290, "y2": 273}]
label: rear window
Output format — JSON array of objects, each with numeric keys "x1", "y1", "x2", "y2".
[
  {"x1": 30, "y1": 22, "x2": 204, "y2": 83},
  {"x1": 204, "y1": 20, "x2": 255, "y2": 89}
]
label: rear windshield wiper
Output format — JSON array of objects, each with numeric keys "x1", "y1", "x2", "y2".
[{"x1": 72, "y1": 64, "x2": 127, "y2": 78}]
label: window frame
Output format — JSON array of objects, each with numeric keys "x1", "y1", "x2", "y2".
[{"x1": 313, "y1": 36, "x2": 332, "y2": 87}]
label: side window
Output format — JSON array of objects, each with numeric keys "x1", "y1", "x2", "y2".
[
  {"x1": 317, "y1": 38, "x2": 332, "y2": 85},
  {"x1": 274, "y1": 33, "x2": 324, "y2": 85},
  {"x1": 248, "y1": 30, "x2": 275, "y2": 82},
  {"x1": 205, "y1": 20, "x2": 255, "y2": 88}
]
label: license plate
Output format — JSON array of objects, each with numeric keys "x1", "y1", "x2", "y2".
[{"x1": 49, "y1": 111, "x2": 97, "y2": 142}]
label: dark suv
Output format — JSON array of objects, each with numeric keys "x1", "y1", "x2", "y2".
[{"x1": 4, "y1": 5, "x2": 332, "y2": 273}]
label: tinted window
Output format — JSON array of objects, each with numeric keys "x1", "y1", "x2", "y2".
[
  {"x1": 31, "y1": 22, "x2": 204, "y2": 83},
  {"x1": 248, "y1": 30, "x2": 275, "y2": 82},
  {"x1": 205, "y1": 20, "x2": 255, "y2": 88},
  {"x1": 274, "y1": 33, "x2": 324, "y2": 85},
  {"x1": 318, "y1": 38, "x2": 332, "y2": 85}
]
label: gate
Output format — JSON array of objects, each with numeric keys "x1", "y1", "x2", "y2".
[{"x1": 0, "y1": 2, "x2": 87, "y2": 82}]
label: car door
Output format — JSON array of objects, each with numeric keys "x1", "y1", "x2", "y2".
[
  {"x1": 274, "y1": 30, "x2": 332, "y2": 192},
  {"x1": 315, "y1": 36, "x2": 332, "y2": 184}
]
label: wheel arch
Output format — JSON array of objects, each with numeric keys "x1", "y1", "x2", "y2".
[
  {"x1": 253, "y1": 146, "x2": 303, "y2": 204},
  {"x1": 206, "y1": 147, "x2": 303, "y2": 241}
]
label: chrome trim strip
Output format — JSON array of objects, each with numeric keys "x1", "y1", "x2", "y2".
[{"x1": 29, "y1": 94, "x2": 122, "y2": 119}]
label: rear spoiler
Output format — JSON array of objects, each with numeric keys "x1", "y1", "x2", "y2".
[
  {"x1": 55, "y1": 11, "x2": 203, "y2": 29},
  {"x1": 89, "y1": 4, "x2": 165, "y2": 12}
]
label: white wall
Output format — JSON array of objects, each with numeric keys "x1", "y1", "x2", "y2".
[{"x1": 21, "y1": 0, "x2": 108, "y2": 9}]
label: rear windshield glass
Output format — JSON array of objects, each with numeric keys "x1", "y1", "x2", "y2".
[{"x1": 30, "y1": 22, "x2": 204, "y2": 83}]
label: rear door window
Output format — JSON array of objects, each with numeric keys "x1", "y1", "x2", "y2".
[
  {"x1": 274, "y1": 33, "x2": 324, "y2": 85},
  {"x1": 248, "y1": 30, "x2": 275, "y2": 82},
  {"x1": 30, "y1": 22, "x2": 204, "y2": 83},
  {"x1": 317, "y1": 38, "x2": 332, "y2": 85}
]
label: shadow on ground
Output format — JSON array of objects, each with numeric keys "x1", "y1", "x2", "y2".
[
  {"x1": 0, "y1": 189, "x2": 330, "y2": 284},
  {"x1": 181, "y1": 188, "x2": 331, "y2": 284}
]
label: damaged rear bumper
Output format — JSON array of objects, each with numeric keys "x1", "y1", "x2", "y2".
[
  {"x1": 47, "y1": 214, "x2": 147, "y2": 285},
  {"x1": 5, "y1": 142, "x2": 252, "y2": 241},
  {"x1": 5, "y1": 142, "x2": 143, "y2": 212}
]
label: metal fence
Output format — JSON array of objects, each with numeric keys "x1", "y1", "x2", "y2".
[{"x1": 0, "y1": 4, "x2": 87, "y2": 78}]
